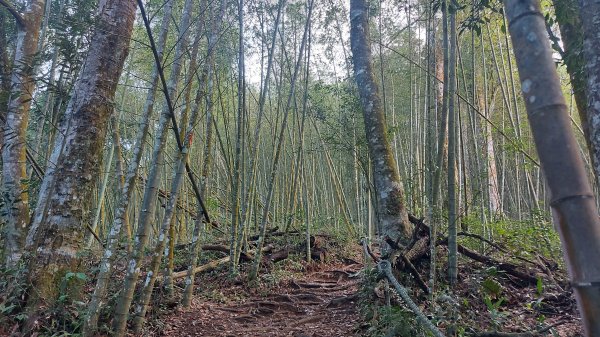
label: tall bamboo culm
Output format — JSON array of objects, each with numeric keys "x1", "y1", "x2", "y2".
[{"x1": 504, "y1": 1, "x2": 600, "y2": 335}]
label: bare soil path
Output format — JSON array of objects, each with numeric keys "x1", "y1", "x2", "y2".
[{"x1": 159, "y1": 262, "x2": 364, "y2": 337}]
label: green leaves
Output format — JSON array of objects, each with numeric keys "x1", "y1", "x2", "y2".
[
  {"x1": 481, "y1": 277, "x2": 502, "y2": 299},
  {"x1": 0, "y1": 302, "x2": 16, "y2": 314},
  {"x1": 536, "y1": 277, "x2": 544, "y2": 296},
  {"x1": 483, "y1": 295, "x2": 505, "y2": 311},
  {"x1": 64, "y1": 272, "x2": 87, "y2": 282}
]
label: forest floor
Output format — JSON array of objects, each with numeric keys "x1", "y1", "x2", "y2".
[
  {"x1": 145, "y1": 231, "x2": 584, "y2": 337},
  {"x1": 0, "y1": 230, "x2": 584, "y2": 336},
  {"x1": 156, "y1": 261, "x2": 364, "y2": 337}
]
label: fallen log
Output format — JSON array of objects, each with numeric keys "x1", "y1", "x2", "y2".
[
  {"x1": 174, "y1": 243, "x2": 252, "y2": 260},
  {"x1": 406, "y1": 213, "x2": 540, "y2": 285},
  {"x1": 170, "y1": 245, "x2": 272, "y2": 280},
  {"x1": 448, "y1": 240, "x2": 539, "y2": 285},
  {"x1": 171, "y1": 256, "x2": 230, "y2": 280},
  {"x1": 269, "y1": 249, "x2": 290, "y2": 263},
  {"x1": 457, "y1": 232, "x2": 545, "y2": 270}
]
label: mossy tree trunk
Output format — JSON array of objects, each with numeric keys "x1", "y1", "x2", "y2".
[
  {"x1": 553, "y1": 0, "x2": 589, "y2": 151},
  {"x1": 349, "y1": 0, "x2": 413, "y2": 252},
  {"x1": 0, "y1": 11, "x2": 12, "y2": 118},
  {"x1": 24, "y1": 0, "x2": 137, "y2": 309},
  {"x1": 577, "y1": 0, "x2": 600, "y2": 188}
]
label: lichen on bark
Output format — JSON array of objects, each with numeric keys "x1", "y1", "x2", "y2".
[{"x1": 349, "y1": 0, "x2": 412, "y2": 252}]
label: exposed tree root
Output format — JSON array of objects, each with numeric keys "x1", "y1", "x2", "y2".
[{"x1": 326, "y1": 293, "x2": 359, "y2": 308}]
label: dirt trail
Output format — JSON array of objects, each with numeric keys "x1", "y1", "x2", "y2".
[{"x1": 160, "y1": 263, "x2": 363, "y2": 337}]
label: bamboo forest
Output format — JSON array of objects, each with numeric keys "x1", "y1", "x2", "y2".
[{"x1": 1, "y1": 0, "x2": 600, "y2": 335}]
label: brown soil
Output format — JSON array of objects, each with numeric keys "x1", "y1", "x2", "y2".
[{"x1": 159, "y1": 263, "x2": 364, "y2": 337}]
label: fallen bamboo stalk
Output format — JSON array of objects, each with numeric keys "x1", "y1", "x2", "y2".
[
  {"x1": 171, "y1": 256, "x2": 230, "y2": 280},
  {"x1": 170, "y1": 245, "x2": 273, "y2": 280},
  {"x1": 379, "y1": 260, "x2": 446, "y2": 337},
  {"x1": 470, "y1": 320, "x2": 567, "y2": 337}
]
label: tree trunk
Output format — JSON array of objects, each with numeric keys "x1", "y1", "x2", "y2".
[
  {"x1": 229, "y1": 0, "x2": 246, "y2": 274},
  {"x1": 0, "y1": 11, "x2": 11, "y2": 116},
  {"x1": 23, "y1": 0, "x2": 137, "y2": 311},
  {"x1": 1, "y1": 0, "x2": 44, "y2": 266},
  {"x1": 349, "y1": 0, "x2": 412, "y2": 253},
  {"x1": 552, "y1": 0, "x2": 590, "y2": 159},
  {"x1": 446, "y1": 1, "x2": 458, "y2": 285},
  {"x1": 505, "y1": 1, "x2": 600, "y2": 335},
  {"x1": 577, "y1": 0, "x2": 600, "y2": 188}
]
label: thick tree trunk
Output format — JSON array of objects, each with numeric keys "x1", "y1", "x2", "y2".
[
  {"x1": 553, "y1": 0, "x2": 590, "y2": 153},
  {"x1": 505, "y1": 0, "x2": 600, "y2": 335},
  {"x1": 349, "y1": 0, "x2": 412, "y2": 252},
  {"x1": 24, "y1": 0, "x2": 137, "y2": 308},
  {"x1": 577, "y1": 0, "x2": 600, "y2": 188},
  {"x1": 1, "y1": 0, "x2": 44, "y2": 266}
]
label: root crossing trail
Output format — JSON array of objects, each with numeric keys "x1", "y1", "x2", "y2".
[{"x1": 161, "y1": 263, "x2": 363, "y2": 336}]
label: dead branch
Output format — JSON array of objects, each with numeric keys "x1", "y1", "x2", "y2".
[
  {"x1": 361, "y1": 238, "x2": 380, "y2": 263},
  {"x1": 406, "y1": 213, "x2": 541, "y2": 285},
  {"x1": 457, "y1": 232, "x2": 544, "y2": 270},
  {"x1": 381, "y1": 235, "x2": 429, "y2": 294},
  {"x1": 438, "y1": 238, "x2": 539, "y2": 284},
  {"x1": 397, "y1": 252, "x2": 430, "y2": 294},
  {"x1": 379, "y1": 260, "x2": 446, "y2": 337}
]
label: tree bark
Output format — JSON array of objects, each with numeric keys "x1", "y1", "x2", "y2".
[
  {"x1": 0, "y1": 11, "x2": 11, "y2": 114},
  {"x1": 446, "y1": 1, "x2": 458, "y2": 285},
  {"x1": 505, "y1": 0, "x2": 600, "y2": 335},
  {"x1": 577, "y1": 0, "x2": 600, "y2": 189},
  {"x1": 552, "y1": 0, "x2": 590, "y2": 158},
  {"x1": 349, "y1": 0, "x2": 412, "y2": 252},
  {"x1": 23, "y1": 0, "x2": 136, "y2": 311},
  {"x1": 1, "y1": 0, "x2": 44, "y2": 266}
]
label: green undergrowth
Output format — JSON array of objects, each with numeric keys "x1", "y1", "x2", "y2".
[
  {"x1": 358, "y1": 268, "x2": 431, "y2": 337},
  {"x1": 460, "y1": 211, "x2": 563, "y2": 265},
  {"x1": 356, "y1": 210, "x2": 573, "y2": 337}
]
